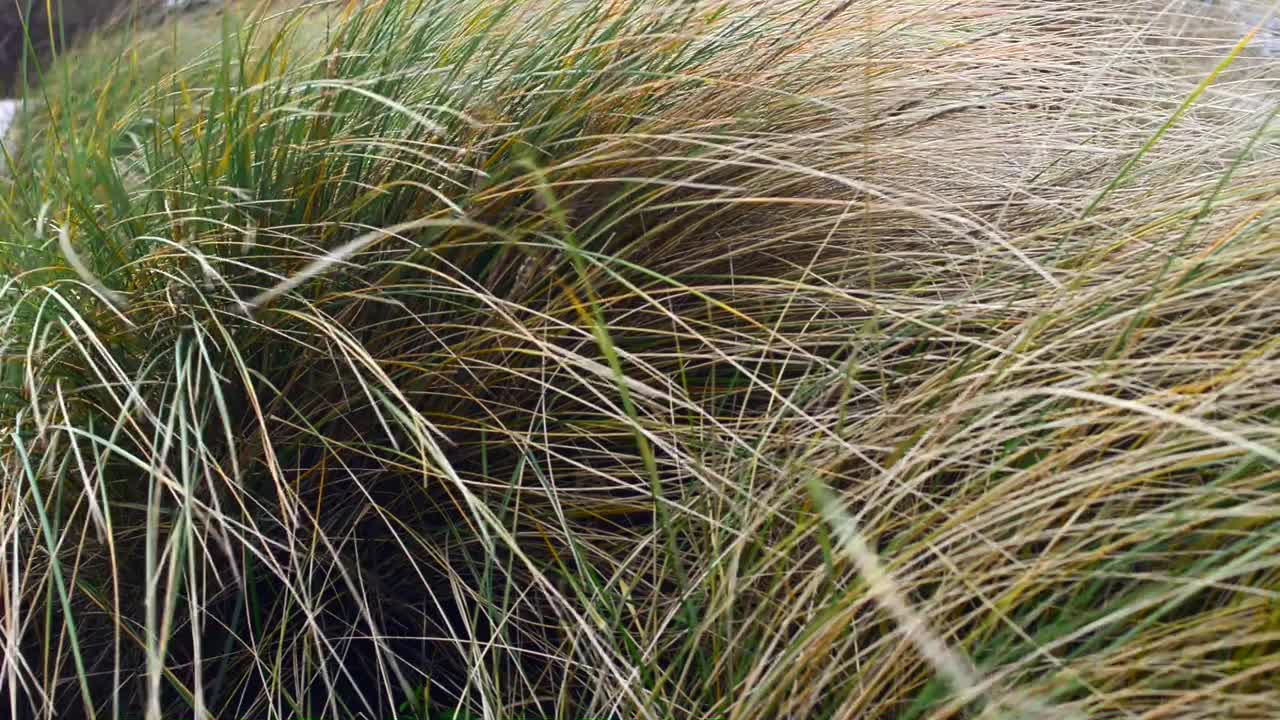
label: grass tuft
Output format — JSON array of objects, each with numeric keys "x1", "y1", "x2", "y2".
[{"x1": 0, "y1": 1, "x2": 1278, "y2": 719}]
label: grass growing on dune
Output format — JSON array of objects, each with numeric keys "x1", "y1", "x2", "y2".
[{"x1": 0, "y1": 1, "x2": 1278, "y2": 719}]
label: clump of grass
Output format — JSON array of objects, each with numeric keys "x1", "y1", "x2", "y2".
[{"x1": 0, "y1": 1, "x2": 1277, "y2": 719}]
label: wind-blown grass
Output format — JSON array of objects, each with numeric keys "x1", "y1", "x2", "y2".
[{"x1": 0, "y1": 1, "x2": 1277, "y2": 719}]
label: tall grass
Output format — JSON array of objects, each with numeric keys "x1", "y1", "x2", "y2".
[{"x1": 0, "y1": 0, "x2": 1277, "y2": 718}]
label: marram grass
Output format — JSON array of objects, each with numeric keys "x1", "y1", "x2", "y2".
[{"x1": 0, "y1": 0, "x2": 1278, "y2": 719}]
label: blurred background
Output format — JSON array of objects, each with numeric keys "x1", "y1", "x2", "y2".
[{"x1": 0, "y1": 0, "x2": 213, "y2": 94}]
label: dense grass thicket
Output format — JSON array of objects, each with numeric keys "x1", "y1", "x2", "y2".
[{"x1": 0, "y1": 1, "x2": 1277, "y2": 718}]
